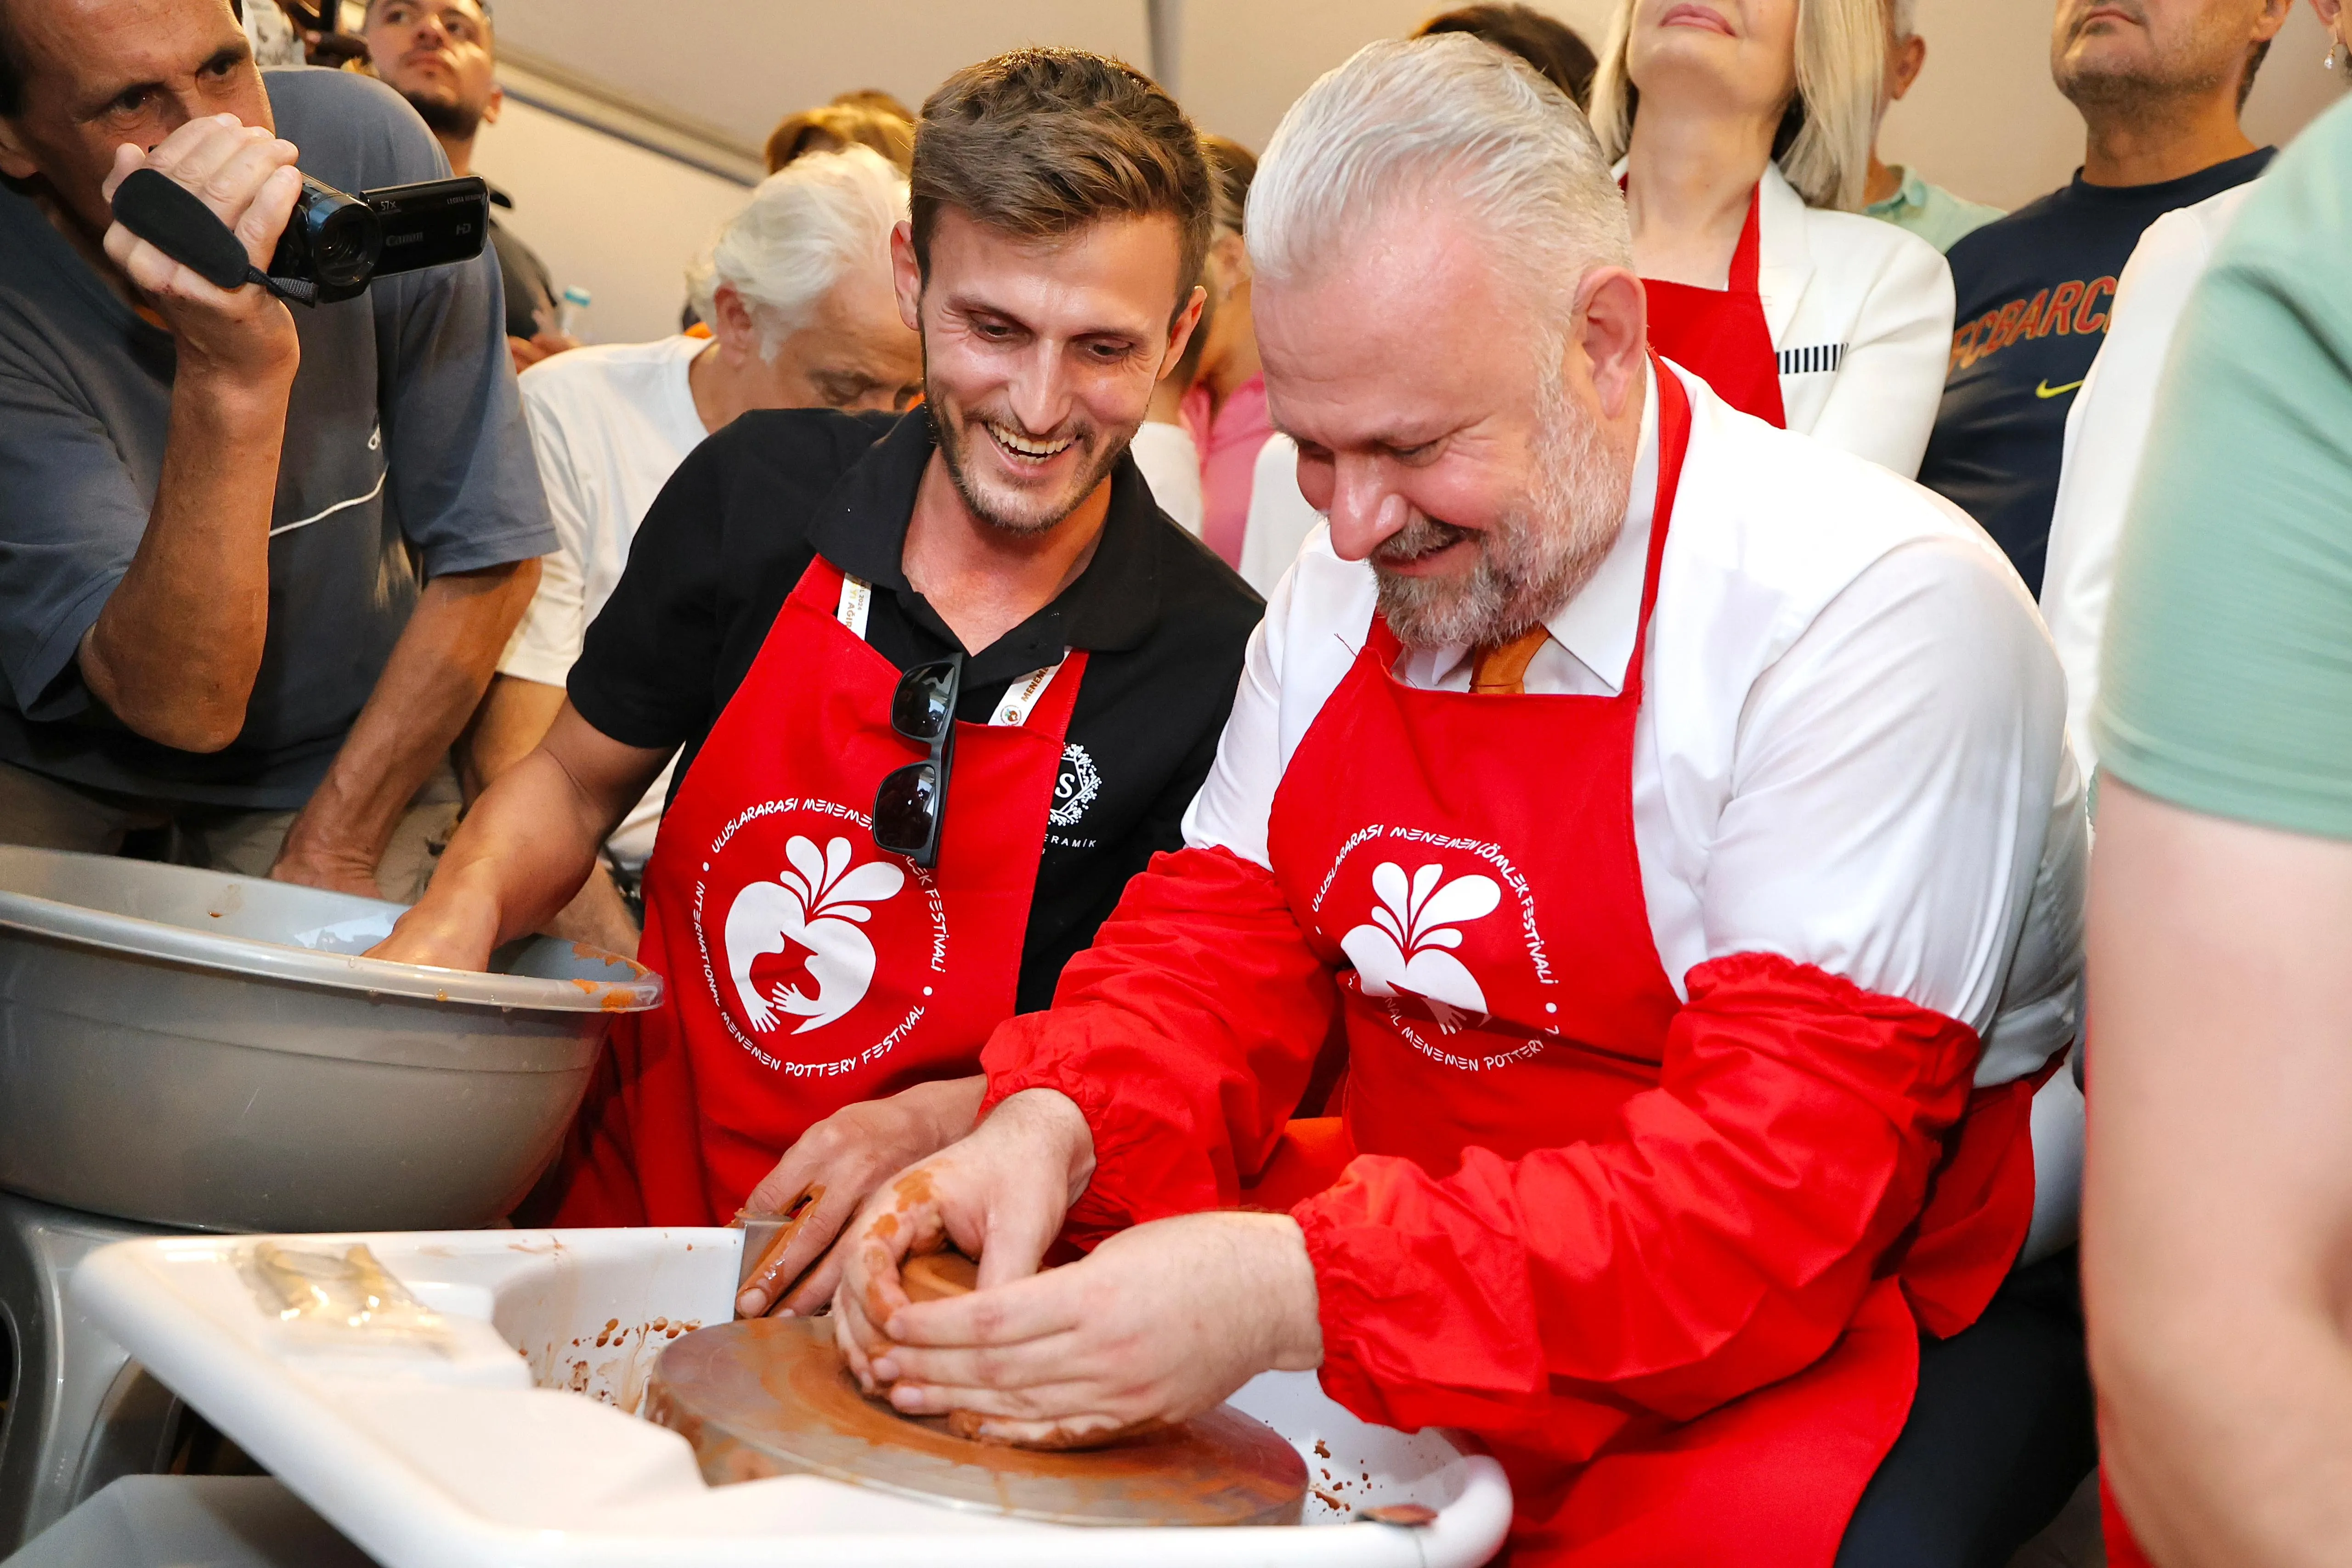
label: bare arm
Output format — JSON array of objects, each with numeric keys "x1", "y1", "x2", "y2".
[
  {"x1": 371, "y1": 701, "x2": 668, "y2": 969},
  {"x1": 2083, "y1": 778, "x2": 2352, "y2": 1567},
  {"x1": 78, "y1": 119, "x2": 305, "y2": 751},
  {"x1": 459, "y1": 672, "x2": 642, "y2": 955},
  {"x1": 272, "y1": 558, "x2": 540, "y2": 895}
]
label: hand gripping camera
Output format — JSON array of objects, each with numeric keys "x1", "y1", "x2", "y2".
[{"x1": 111, "y1": 165, "x2": 490, "y2": 305}]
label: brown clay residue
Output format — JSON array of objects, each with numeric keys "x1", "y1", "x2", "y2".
[
  {"x1": 1313, "y1": 1439, "x2": 1330, "y2": 1459},
  {"x1": 570, "y1": 978, "x2": 598, "y2": 995},
  {"x1": 1312, "y1": 1487, "x2": 1344, "y2": 1512},
  {"x1": 599, "y1": 988, "x2": 633, "y2": 1012},
  {"x1": 642, "y1": 1318, "x2": 1306, "y2": 1527},
  {"x1": 899, "y1": 1250, "x2": 978, "y2": 1304}
]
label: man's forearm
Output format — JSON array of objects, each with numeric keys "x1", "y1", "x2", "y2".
[
  {"x1": 80, "y1": 360, "x2": 293, "y2": 751},
  {"x1": 275, "y1": 559, "x2": 539, "y2": 886}
]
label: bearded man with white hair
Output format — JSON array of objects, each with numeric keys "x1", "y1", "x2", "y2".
[
  {"x1": 827, "y1": 34, "x2": 2093, "y2": 1566},
  {"x1": 468, "y1": 146, "x2": 923, "y2": 951}
]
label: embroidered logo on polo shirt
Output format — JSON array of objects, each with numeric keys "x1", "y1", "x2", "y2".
[{"x1": 1049, "y1": 742, "x2": 1101, "y2": 829}]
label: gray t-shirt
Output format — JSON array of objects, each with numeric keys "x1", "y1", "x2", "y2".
[{"x1": 0, "y1": 66, "x2": 554, "y2": 808}]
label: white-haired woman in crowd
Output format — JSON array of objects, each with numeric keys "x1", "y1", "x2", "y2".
[{"x1": 1590, "y1": 0, "x2": 1952, "y2": 475}]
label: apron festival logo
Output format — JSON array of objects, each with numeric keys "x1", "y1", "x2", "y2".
[
  {"x1": 694, "y1": 799, "x2": 949, "y2": 1076},
  {"x1": 724, "y1": 835, "x2": 902, "y2": 1033},
  {"x1": 1314, "y1": 824, "x2": 1560, "y2": 1070}
]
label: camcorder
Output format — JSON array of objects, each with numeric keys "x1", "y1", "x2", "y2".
[{"x1": 110, "y1": 166, "x2": 490, "y2": 305}]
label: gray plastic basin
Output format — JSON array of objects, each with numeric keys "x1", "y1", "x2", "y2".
[{"x1": 0, "y1": 847, "x2": 661, "y2": 1232}]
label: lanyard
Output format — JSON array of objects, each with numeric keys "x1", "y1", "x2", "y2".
[{"x1": 837, "y1": 573, "x2": 1064, "y2": 728}]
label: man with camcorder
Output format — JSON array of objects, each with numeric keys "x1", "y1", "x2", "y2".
[{"x1": 0, "y1": 0, "x2": 550, "y2": 898}]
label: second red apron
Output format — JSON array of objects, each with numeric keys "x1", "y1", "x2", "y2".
[
  {"x1": 1642, "y1": 183, "x2": 1789, "y2": 428},
  {"x1": 552, "y1": 555, "x2": 1084, "y2": 1225}
]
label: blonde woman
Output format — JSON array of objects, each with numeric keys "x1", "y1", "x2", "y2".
[{"x1": 1590, "y1": 0, "x2": 1952, "y2": 475}]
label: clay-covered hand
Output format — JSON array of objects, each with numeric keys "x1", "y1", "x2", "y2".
[
  {"x1": 734, "y1": 1075, "x2": 989, "y2": 1319},
  {"x1": 867, "y1": 1210, "x2": 1325, "y2": 1448},
  {"x1": 831, "y1": 1089, "x2": 1094, "y2": 1389},
  {"x1": 100, "y1": 114, "x2": 303, "y2": 378}
]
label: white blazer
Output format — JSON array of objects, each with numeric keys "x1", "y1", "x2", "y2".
[
  {"x1": 1233, "y1": 164, "x2": 1958, "y2": 599},
  {"x1": 1751, "y1": 164, "x2": 1954, "y2": 478}
]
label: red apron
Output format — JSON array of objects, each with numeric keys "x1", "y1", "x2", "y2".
[
  {"x1": 1258, "y1": 363, "x2": 2017, "y2": 1564},
  {"x1": 549, "y1": 556, "x2": 1085, "y2": 1225},
  {"x1": 1641, "y1": 183, "x2": 1789, "y2": 428}
]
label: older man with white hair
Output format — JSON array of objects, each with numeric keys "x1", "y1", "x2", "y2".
[
  {"x1": 470, "y1": 146, "x2": 922, "y2": 950},
  {"x1": 827, "y1": 35, "x2": 2091, "y2": 1567}
]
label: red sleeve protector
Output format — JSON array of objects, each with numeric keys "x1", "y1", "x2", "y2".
[
  {"x1": 982, "y1": 845, "x2": 1340, "y2": 1237},
  {"x1": 1300, "y1": 951, "x2": 1982, "y2": 1434}
]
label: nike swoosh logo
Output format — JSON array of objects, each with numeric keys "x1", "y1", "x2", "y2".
[{"x1": 2036, "y1": 379, "x2": 2085, "y2": 400}]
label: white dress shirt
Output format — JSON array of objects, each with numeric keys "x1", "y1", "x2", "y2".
[
  {"x1": 505, "y1": 335, "x2": 708, "y2": 869},
  {"x1": 2041, "y1": 185, "x2": 2258, "y2": 778},
  {"x1": 1185, "y1": 365, "x2": 2089, "y2": 1259}
]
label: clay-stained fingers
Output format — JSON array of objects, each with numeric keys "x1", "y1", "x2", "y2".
[
  {"x1": 733, "y1": 1184, "x2": 832, "y2": 1320},
  {"x1": 870, "y1": 1326, "x2": 1093, "y2": 1406},
  {"x1": 886, "y1": 1371, "x2": 1123, "y2": 1428},
  {"x1": 870, "y1": 1266, "x2": 1091, "y2": 1355}
]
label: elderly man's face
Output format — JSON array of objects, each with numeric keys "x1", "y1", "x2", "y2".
[
  {"x1": 898, "y1": 206, "x2": 1200, "y2": 537},
  {"x1": 2052, "y1": 0, "x2": 2278, "y2": 106},
  {"x1": 1257, "y1": 220, "x2": 1636, "y2": 649},
  {"x1": 0, "y1": 0, "x2": 267, "y2": 237},
  {"x1": 364, "y1": 0, "x2": 498, "y2": 138},
  {"x1": 716, "y1": 265, "x2": 923, "y2": 414}
]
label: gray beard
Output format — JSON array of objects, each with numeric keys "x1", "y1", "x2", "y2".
[{"x1": 1374, "y1": 398, "x2": 1634, "y2": 651}]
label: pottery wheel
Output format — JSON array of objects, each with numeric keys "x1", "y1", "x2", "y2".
[{"x1": 645, "y1": 1317, "x2": 1307, "y2": 1527}]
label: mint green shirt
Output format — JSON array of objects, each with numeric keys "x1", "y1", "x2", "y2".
[
  {"x1": 1865, "y1": 165, "x2": 2004, "y2": 253},
  {"x1": 2093, "y1": 96, "x2": 2352, "y2": 840}
]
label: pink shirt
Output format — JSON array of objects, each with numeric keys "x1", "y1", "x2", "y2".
[{"x1": 1179, "y1": 373, "x2": 1272, "y2": 568}]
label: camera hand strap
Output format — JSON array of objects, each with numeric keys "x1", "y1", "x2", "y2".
[{"x1": 109, "y1": 168, "x2": 318, "y2": 306}]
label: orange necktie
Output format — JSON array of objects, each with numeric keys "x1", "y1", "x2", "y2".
[{"x1": 1469, "y1": 626, "x2": 1551, "y2": 695}]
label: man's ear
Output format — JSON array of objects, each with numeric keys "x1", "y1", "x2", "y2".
[
  {"x1": 1575, "y1": 266, "x2": 1647, "y2": 423},
  {"x1": 712, "y1": 283, "x2": 759, "y2": 360},
  {"x1": 889, "y1": 220, "x2": 922, "y2": 333},
  {"x1": 481, "y1": 81, "x2": 503, "y2": 127},
  {"x1": 1159, "y1": 284, "x2": 1205, "y2": 381},
  {"x1": 0, "y1": 118, "x2": 36, "y2": 182},
  {"x1": 1891, "y1": 34, "x2": 1927, "y2": 99}
]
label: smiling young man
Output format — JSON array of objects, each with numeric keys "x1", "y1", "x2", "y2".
[
  {"x1": 1915, "y1": 0, "x2": 2289, "y2": 594},
  {"x1": 829, "y1": 37, "x2": 2091, "y2": 1568},
  {"x1": 375, "y1": 50, "x2": 1259, "y2": 1310}
]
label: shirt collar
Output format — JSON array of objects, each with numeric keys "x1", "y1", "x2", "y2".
[
  {"x1": 1865, "y1": 164, "x2": 1932, "y2": 219},
  {"x1": 806, "y1": 409, "x2": 1170, "y2": 677}
]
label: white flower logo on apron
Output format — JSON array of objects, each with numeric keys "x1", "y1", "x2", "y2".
[
  {"x1": 723, "y1": 834, "x2": 905, "y2": 1034},
  {"x1": 1340, "y1": 860, "x2": 1503, "y2": 1032}
]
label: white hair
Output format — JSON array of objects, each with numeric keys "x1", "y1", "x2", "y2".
[
  {"x1": 1247, "y1": 34, "x2": 1630, "y2": 327},
  {"x1": 686, "y1": 145, "x2": 906, "y2": 358},
  {"x1": 1893, "y1": 0, "x2": 1918, "y2": 39}
]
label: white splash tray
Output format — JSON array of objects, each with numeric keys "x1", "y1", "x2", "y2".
[{"x1": 74, "y1": 1228, "x2": 1510, "y2": 1567}]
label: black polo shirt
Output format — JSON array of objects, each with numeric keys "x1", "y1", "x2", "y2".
[{"x1": 570, "y1": 407, "x2": 1263, "y2": 1013}]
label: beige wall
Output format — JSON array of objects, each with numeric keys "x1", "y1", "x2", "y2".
[{"x1": 471, "y1": 97, "x2": 751, "y2": 345}]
